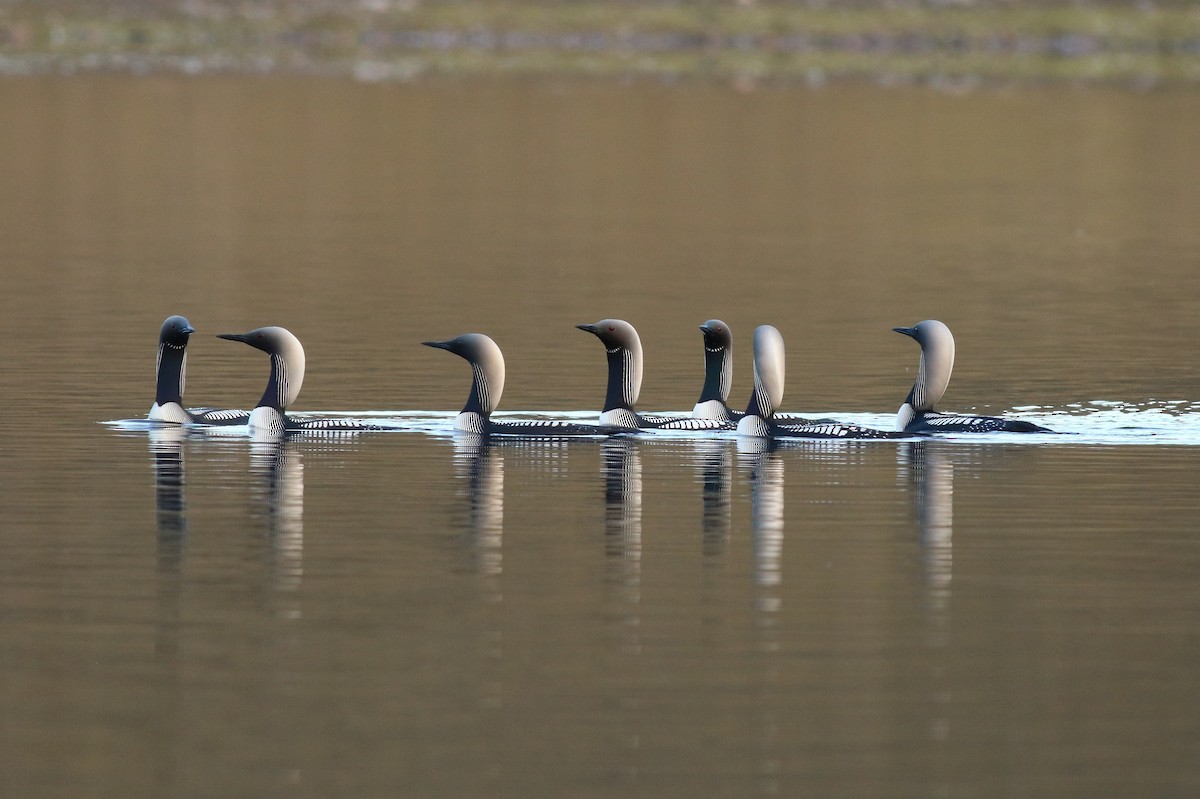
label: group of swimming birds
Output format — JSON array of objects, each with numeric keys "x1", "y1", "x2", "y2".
[{"x1": 148, "y1": 316, "x2": 1053, "y2": 440}]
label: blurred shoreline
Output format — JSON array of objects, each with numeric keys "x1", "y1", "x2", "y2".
[{"x1": 1, "y1": 1, "x2": 1199, "y2": 88}]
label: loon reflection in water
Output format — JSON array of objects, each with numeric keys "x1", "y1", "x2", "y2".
[
  {"x1": 148, "y1": 426, "x2": 191, "y2": 661},
  {"x1": 602, "y1": 438, "x2": 644, "y2": 574},
  {"x1": 149, "y1": 426, "x2": 189, "y2": 550},
  {"x1": 249, "y1": 440, "x2": 305, "y2": 612},
  {"x1": 452, "y1": 434, "x2": 505, "y2": 577},
  {"x1": 738, "y1": 437, "x2": 785, "y2": 604},
  {"x1": 899, "y1": 441, "x2": 954, "y2": 608},
  {"x1": 692, "y1": 439, "x2": 733, "y2": 556}
]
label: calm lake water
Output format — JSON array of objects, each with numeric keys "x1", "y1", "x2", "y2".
[{"x1": 1, "y1": 76, "x2": 1198, "y2": 797}]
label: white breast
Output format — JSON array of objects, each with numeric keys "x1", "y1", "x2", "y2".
[
  {"x1": 149, "y1": 402, "x2": 191, "y2": 424},
  {"x1": 454, "y1": 411, "x2": 487, "y2": 434},
  {"x1": 692, "y1": 399, "x2": 732, "y2": 421},
  {"x1": 737, "y1": 415, "x2": 772, "y2": 438},
  {"x1": 600, "y1": 408, "x2": 642, "y2": 429},
  {"x1": 248, "y1": 406, "x2": 286, "y2": 440}
]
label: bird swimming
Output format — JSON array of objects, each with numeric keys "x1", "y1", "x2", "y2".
[
  {"x1": 893, "y1": 319, "x2": 1052, "y2": 433},
  {"x1": 423, "y1": 332, "x2": 623, "y2": 437},
  {"x1": 577, "y1": 319, "x2": 727, "y2": 431},
  {"x1": 217, "y1": 325, "x2": 380, "y2": 438},
  {"x1": 149, "y1": 315, "x2": 249, "y2": 425},
  {"x1": 693, "y1": 320, "x2": 737, "y2": 422},
  {"x1": 736, "y1": 325, "x2": 911, "y2": 440}
]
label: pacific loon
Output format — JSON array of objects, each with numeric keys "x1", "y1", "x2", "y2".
[
  {"x1": 736, "y1": 325, "x2": 910, "y2": 440},
  {"x1": 424, "y1": 332, "x2": 623, "y2": 436},
  {"x1": 577, "y1": 319, "x2": 727, "y2": 431},
  {"x1": 149, "y1": 315, "x2": 249, "y2": 425},
  {"x1": 693, "y1": 320, "x2": 737, "y2": 422},
  {"x1": 893, "y1": 320, "x2": 1052, "y2": 433},
  {"x1": 218, "y1": 326, "x2": 381, "y2": 438}
]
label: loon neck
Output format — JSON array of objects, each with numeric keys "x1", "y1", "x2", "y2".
[
  {"x1": 464, "y1": 364, "x2": 488, "y2": 416},
  {"x1": 257, "y1": 354, "x2": 284, "y2": 410},
  {"x1": 744, "y1": 380, "x2": 775, "y2": 420},
  {"x1": 743, "y1": 325, "x2": 785, "y2": 421},
  {"x1": 907, "y1": 323, "x2": 954, "y2": 413},
  {"x1": 258, "y1": 351, "x2": 304, "y2": 412},
  {"x1": 698, "y1": 345, "x2": 732, "y2": 404},
  {"x1": 463, "y1": 356, "x2": 504, "y2": 417},
  {"x1": 155, "y1": 341, "x2": 187, "y2": 406},
  {"x1": 603, "y1": 345, "x2": 642, "y2": 413},
  {"x1": 911, "y1": 346, "x2": 952, "y2": 412}
]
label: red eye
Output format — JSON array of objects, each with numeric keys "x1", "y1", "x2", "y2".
[{"x1": 608, "y1": 326, "x2": 615, "y2": 332}]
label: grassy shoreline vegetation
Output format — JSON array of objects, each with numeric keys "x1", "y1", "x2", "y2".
[{"x1": 1, "y1": 1, "x2": 1198, "y2": 87}]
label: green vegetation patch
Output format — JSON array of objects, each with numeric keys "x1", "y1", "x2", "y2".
[{"x1": 1, "y1": 1, "x2": 1198, "y2": 85}]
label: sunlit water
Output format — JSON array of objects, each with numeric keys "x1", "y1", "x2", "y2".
[{"x1": 2, "y1": 76, "x2": 1199, "y2": 798}]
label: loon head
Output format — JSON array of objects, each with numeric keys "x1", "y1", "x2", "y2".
[
  {"x1": 423, "y1": 333, "x2": 506, "y2": 417},
  {"x1": 218, "y1": 326, "x2": 306, "y2": 412},
  {"x1": 155, "y1": 315, "x2": 196, "y2": 406},
  {"x1": 699, "y1": 320, "x2": 732, "y2": 352},
  {"x1": 576, "y1": 319, "x2": 643, "y2": 412},
  {"x1": 159, "y1": 315, "x2": 196, "y2": 348},
  {"x1": 697, "y1": 319, "x2": 733, "y2": 405},
  {"x1": 743, "y1": 325, "x2": 785, "y2": 420},
  {"x1": 893, "y1": 319, "x2": 955, "y2": 427}
]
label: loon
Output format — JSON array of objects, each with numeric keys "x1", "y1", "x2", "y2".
[
  {"x1": 577, "y1": 319, "x2": 727, "y2": 431},
  {"x1": 149, "y1": 315, "x2": 249, "y2": 425},
  {"x1": 424, "y1": 332, "x2": 622, "y2": 436},
  {"x1": 736, "y1": 325, "x2": 910, "y2": 440},
  {"x1": 893, "y1": 320, "x2": 1052, "y2": 433},
  {"x1": 693, "y1": 320, "x2": 737, "y2": 422},
  {"x1": 218, "y1": 326, "x2": 380, "y2": 438}
]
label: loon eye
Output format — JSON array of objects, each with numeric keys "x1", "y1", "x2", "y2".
[{"x1": 607, "y1": 326, "x2": 615, "y2": 332}]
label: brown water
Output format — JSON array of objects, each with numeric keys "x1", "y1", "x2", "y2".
[{"x1": 0, "y1": 76, "x2": 1198, "y2": 798}]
